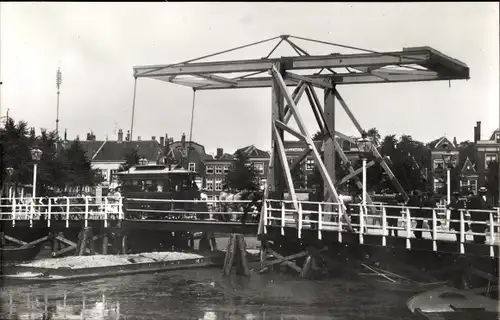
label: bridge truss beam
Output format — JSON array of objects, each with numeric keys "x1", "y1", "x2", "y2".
[{"x1": 132, "y1": 36, "x2": 470, "y2": 235}]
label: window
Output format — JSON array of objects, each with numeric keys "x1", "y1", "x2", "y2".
[
  {"x1": 470, "y1": 180, "x2": 477, "y2": 194},
  {"x1": 101, "y1": 169, "x2": 108, "y2": 181},
  {"x1": 433, "y1": 178, "x2": 444, "y2": 192},
  {"x1": 223, "y1": 165, "x2": 230, "y2": 174},
  {"x1": 306, "y1": 159, "x2": 315, "y2": 171},
  {"x1": 205, "y1": 179, "x2": 213, "y2": 191},
  {"x1": 215, "y1": 165, "x2": 223, "y2": 174},
  {"x1": 254, "y1": 162, "x2": 264, "y2": 175},
  {"x1": 433, "y1": 159, "x2": 444, "y2": 170},
  {"x1": 188, "y1": 162, "x2": 196, "y2": 172},
  {"x1": 485, "y1": 153, "x2": 497, "y2": 168},
  {"x1": 215, "y1": 179, "x2": 223, "y2": 191},
  {"x1": 110, "y1": 169, "x2": 118, "y2": 182},
  {"x1": 206, "y1": 165, "x2": 214, "y2": 174}
]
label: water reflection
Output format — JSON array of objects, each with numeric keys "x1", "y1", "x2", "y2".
[
  {"x1": 1, "y1": 267, "x2": 416, "y2": 320},
  {"x1": 4, "y1": 292, "x2": 120, "y2": 320}
]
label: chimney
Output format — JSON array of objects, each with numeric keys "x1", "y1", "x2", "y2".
[
  {"x1": 160, "y1": 136, "x2": 165, "y2": 147},
  {"x1": 137, "y1": 136, "x2": 141, "y2": 141},
  {"x1": 216, "y1": 148, "x2": 223, "y2": 159},
  {"x1": 474, "y1": 121, "x2": 481, "y2": 143},
  {"x1": 453, "y1": 137, "x2": 457, "y2": 147},
  {"x1": 118, "y1": 129, "x2": 123, "y2": 142},
  {"x1": 86, "y1": 133, "x2": 91, "y2": 141},
  {"x1": 64, "y1": 129, "x2": 67, "y2": 141},
  {"x1": 126, "y1": 130, "x2": 130, "y2": 141},
  {"x1": 152, "y1": 136, "x2": 156, "y2": 141}
]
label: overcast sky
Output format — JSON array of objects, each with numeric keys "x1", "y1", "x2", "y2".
[{"x1": 1, "y1": 2, "x2": 498, "y2": 154}]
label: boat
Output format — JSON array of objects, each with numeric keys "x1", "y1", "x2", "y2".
[
  {"x1": 0, "y1": 243, "x2": 44, "y2": 262},
  {"x1": 407, "y1": 286, "x2": 499, "y2": 319}
]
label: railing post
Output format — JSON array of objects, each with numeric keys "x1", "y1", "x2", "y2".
[
  {"x1": 281, "y1": 201, "x2": 285, "y2": 236},
  {"x1": 489, "y1": 211, "x2": 495, "y2": 258},
  {"x1": 65, "y1": 197, "x2": 70, "y2": 228},
  {"x1": 47, "y1": 198, "x2": 52, "y2": 228},
  {"x1": 263, "y1": 200, "x2": 268, "y2": 234},
  {"x1": 318, "y1": 203, "x2": 323, "y2": 240},
  {"x1": 432, "y1": 209, "x2": 437, "y2": 252},
  {"x1": 359, "y1": 205, "x2": 364, "y2": 244},
  {"x1": 11, "y1": 198, "x2": 16, "y2": 227},
  {"x1": 104, "y1": 197, "x2": 108, "y2": 228},
  {"x1": 84, "y1": 197, "x2": 89, "y2": 228},
  {"x1": 29, "y1": 199, "x2": 34, "y2": 228},
  {"x1": 297, "y1": 202, "x2": 303, "y2": 239},
  {"x1": 119, "y1": 197, "x2": 124, "y2": 220},
  {"x1": 459, "y1": 210, "x2": 465, "y2": 254},
  {"x1": 382, "y1": 206, "x2": 387, "y2": 246},
  {"x1": 337, "y1": 204, "x2": 343, "y2": 243},
  {"x1": 406, "y1": 208, "x2": 411, "y2": 250}
]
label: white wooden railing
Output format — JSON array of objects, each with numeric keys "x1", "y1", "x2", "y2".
[{"x1": 262, "y1": 199, "x2": 500, "y2": 257}]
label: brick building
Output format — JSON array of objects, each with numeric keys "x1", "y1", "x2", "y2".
[
  {"x1": 428, "y1": 136, "x2": 459, "y2": 193},
  {"x1": 474, "y1": 121, "x2": 499, "y2": 189},
  {"x1": 203, "y1": 145, "x2": 270, "y2": 200}
]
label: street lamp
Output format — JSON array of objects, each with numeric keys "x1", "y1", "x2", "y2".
[
  {"x1": 442, "y1": 151, "x2": 455, "y2": 205},
  {"x1": 138, "y1": 157, "x2": 148, "y2": 166},
  {"x1": 356, "y1": 134, "x2": 373, "y2": 207},
  {"x1": 30, "y1": 147, "x2": 43, "y2": 199}
]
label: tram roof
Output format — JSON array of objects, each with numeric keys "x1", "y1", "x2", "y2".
[{"x1": 117, "y1": 165, "x2": 196, "y2": 176}]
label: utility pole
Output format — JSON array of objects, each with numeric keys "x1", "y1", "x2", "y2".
[{"x1": 56, "y1": 67, "x2": 63, "y2": 138}]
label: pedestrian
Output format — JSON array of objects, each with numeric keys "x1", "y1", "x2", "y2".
[
  {"x1": 386, "y1": 194, "x2": 402, "y2": 237},
  {"x1": 349, "y1": 191, "x2": 362, "y2": 233},
  {"x1": 422, "y1": 192, "x2": 436, "y2": 237},
  {"x1": 468, "y1": 187, "x2": 492, "y2": 244},
  {"x1": 448, "y1": 192, "x2": 467, "y2": 242},
  {"x1": 407, "y1": 190, "x2": 424, "y2": 239}
]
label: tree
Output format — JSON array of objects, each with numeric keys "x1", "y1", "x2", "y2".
[
  {"x1": 224, "y1": 151, "x2": 259, "y2": 192},
  {"x1": 61, "y1": 140, "x2": 103, "y2": 191},
  {"x1": 119, "y1": 148, "x2": 140, "y2": 172}
]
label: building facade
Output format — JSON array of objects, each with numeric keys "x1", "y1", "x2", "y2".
[
  {"x1": 77, "y1": 129, "x2": 165, "y2": 195},
  {"x1": 475, "y1": 121, "x2": 499, "y2": 189},
  {"x1": 428, "y1": 136, "x2": 459, "y2": 193},
  {"x1": 202, "y1": 145, "x2": 270, "y2": 200}
]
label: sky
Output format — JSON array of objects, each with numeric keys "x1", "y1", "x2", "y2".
[{"x1": 1, "y1": 2, "x2": 499, "y2": 154}]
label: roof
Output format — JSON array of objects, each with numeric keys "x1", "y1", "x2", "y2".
[
  {"x1": 283, "y1": 140, "x2": 323, "y2": 153},
  {"x1": 235, "y1": 145, "x2": 270, "y2": 158},
  {"x1": 460, "y1": 157, "x2": 476, "y2": 174},
  {"x1": 489, "y1": 129, "x2": 499, "y2": 141},
  {"x1": 429, "y1": 136, "x2": 456, "y2": 149},
  {"x1": 117, "y1": 166, "x2": 193, "y2": 175},
  {"x1": 205, "y1": 153, "x2": 234, "y2": 162},
  {"x1": 79, "y1": 140, "x2": 163, "y2": 162}
]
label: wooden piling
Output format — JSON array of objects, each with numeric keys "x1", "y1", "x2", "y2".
[
  {"x1": 51, "y1": 231, "x2": 59, "y2": 257},
  {"x1": 222, "y1": 234, "x2": 250, "y2": 276},
  {"x1": 121, "y1": 233, "x2": 128, "y2": 255},
  {"x1": 209, "y1": 232, "x2": 218, "y2": 251},
  {"x1": 102, "y1": 231, "x2": 108, "y2": 255},
  {"x1": 0, "y1": 232, "x2": 6, "y2": 247}
]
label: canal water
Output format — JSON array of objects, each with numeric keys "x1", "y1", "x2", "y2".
[{"x1": 1, "y1": 266, "x2": 417, "y2": 319}]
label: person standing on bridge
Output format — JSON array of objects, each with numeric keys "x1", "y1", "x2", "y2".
[
  {"x1": 448, "y1": 192, "x2": 467, "y2": 242},
  {"x1": 407, "y1": 190, "x2": 424, "y2": 239},
  {"x1": 468, "y1": 187, "x2": 492, "y2": 244},
  {"x1": 386, "y1": 194, "x2": 403, "y2": 237}
]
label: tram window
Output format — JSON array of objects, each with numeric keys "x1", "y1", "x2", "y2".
[
  {"x1": 132, "y1": 180, "x2": 138, "y2": 186},
  {"x1": 157, "y1": 181, "x2": 164, "y2": 192}
]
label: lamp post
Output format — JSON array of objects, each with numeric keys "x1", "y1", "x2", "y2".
[
  {"x1": 55, "y1": 67, "x2": 63, "y2": 138},
  {"x1": 442, "y1": 152, "x2": 455, "y2": 205},
  {"x1": 30, "y1": 147, "x2": 43, "y2": 199},
  {"x1": 356, "y1": 134, "x2": 373, "y2": 207},
  {"x1": 138, "y1": 157, "x2": 148, "y2": 166},
  {"x1": 442, "y1": 151, "x2": 455, "y2": 227}
]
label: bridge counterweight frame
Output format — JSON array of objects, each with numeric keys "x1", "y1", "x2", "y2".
[{"x1": 131, "y1": 36, "x2": 470, "y2": 235}]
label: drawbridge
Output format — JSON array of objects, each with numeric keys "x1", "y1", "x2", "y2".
[{"x1": 130, "y1": 35, "x2": 470, "y2": 235}]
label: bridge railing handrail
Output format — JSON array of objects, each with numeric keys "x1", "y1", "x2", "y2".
[{"x1": 262, "y1": 200, "x2": 499, "y2": 257}]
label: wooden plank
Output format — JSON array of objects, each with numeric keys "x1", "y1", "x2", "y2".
[{"x1": 5, "y1": 235, "x2": 27, "y2": 246}]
